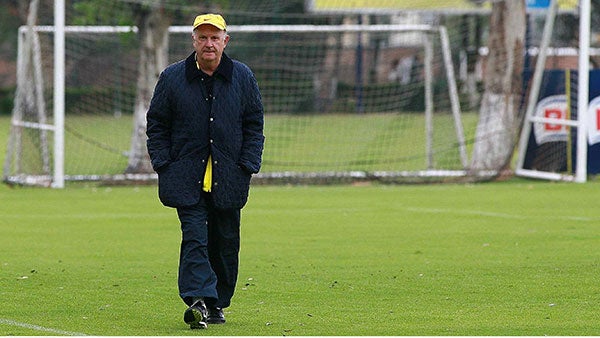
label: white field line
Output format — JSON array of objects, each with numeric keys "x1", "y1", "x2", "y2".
[
  {"x1": 405, "y1": 207, "x2": 599, "y2": 222},
  {"x1": 0, "y1": 318, "x2": 87, "y2": 336}
]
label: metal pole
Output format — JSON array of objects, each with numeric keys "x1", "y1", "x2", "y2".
[
  {"x1": 439, "y1": 26, "x2": 467, "y2": 168},
  {"x1": 576, "y1": 0, "x2": 590, "y2": 183},
  {"x1": 52, "y1": 0, "x2": 65, "y2": 188}
]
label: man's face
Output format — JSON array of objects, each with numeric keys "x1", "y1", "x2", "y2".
[{"x1": 192, "y1": 25, "x2": 229, "y2": 65}]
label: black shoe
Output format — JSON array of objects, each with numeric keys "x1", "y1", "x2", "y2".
[
  {"x1": 207, "y1": 307, "x2": 226, "y2": 324},
  {"x1": 184, "y1": 299, "x2": 208, "y2": 329}
]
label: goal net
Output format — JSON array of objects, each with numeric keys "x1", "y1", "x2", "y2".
[{"x1": 4, "y1": 23, "x2": 472, "y2": 186}]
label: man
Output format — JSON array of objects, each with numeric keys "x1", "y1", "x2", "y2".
[{"x1": 146, "y1": 13, "x2": 264, "y2": 329}]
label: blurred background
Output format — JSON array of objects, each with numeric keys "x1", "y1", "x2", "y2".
[{"x1": 1, "y1": 0, "x2": 598, "y2": 186}]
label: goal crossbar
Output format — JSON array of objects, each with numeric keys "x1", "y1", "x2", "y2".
[{"x1": 25, "y1": 24, "x2": 439, "y2": 34}]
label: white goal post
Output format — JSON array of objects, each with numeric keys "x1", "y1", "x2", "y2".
[
  {"x1": 4, "y1": 21, "x2": 469, "y2": 187},
  {"x1": 515, "y1": 0, "x2": 591, "y2": 183}
]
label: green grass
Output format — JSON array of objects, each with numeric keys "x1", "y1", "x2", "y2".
[
  {"x1": 1, "y1": 180, "x2": 600, "y2": 335},
  {"x1": 0, "y1": 115, "x2": 10, "y2": 167},
  {"x1": 264, "y1": 112, "x2": 479, "y2": 172},
  {"x1": 0, "y1": 112, "x2": 480, "y2": 177}
]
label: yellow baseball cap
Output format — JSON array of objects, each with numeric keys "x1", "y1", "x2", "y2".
[{"x1": 193, "y1": 14, "x2": 227, "y2": 31}]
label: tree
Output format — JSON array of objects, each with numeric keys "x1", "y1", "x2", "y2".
[
  {"x1": 68, "y1": 0, "x2": 171, "y2": 174},
  {"x1": 124, "y1": 1, "x2": 171, "y2": 174},
  {"x1": 470, "y1": 0, "x2": 526, "y2": 172}
]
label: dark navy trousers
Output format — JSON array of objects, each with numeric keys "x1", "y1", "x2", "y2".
[{"x1": 176, "y1": 192, "x2": 241, "y2": 309}]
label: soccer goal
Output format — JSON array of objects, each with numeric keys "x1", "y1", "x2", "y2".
[
  {"x1": 515, "y1": 0, "x2": 595, "y2": 182},
  {"x1": 4, "y1": 22, "x2": 471, "y2": 187}
]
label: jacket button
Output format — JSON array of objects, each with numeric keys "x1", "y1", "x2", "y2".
[
  {"x1": 214, "y1": 182, "x2": 218, "y2": 186},
  {"x1": 213, "y1": 160, "x2": 218, "y2": 165},
  {"x1": 210, "y1": 117, "x2": 214, "y2": 122},
  {"x1": 210, "y1": 139, "x2": 213, "y2": 143}
]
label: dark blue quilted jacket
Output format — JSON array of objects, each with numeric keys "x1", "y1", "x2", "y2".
[{"x1": 146, "y1": 52, "x2": 264, "y2": 209}]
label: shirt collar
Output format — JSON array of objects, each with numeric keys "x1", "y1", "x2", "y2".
[{"x1": 185, "y1": 52, "x2": 233, "y2": 83}]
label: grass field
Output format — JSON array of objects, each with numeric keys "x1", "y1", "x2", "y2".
[
  {"x1": 264, "y1": 112, "x2": 479, "y2": 172},
  {"x1": 1, "y1": 179, "x2": 600, "y2": 336},
  {"x1": 0, "y1": 111, "x2": 481, "y2": 178}
]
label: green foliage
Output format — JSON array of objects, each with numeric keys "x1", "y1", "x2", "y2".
[
  {"x1": 336, "y1": 81, "x2": 449, "y2": 113},
  {"x1": 72, "y1": 0, "x2": 134, "y2": 26},
  {"x1": 65, "y1": 86, "x2": 135, "y2": 115},
  {"x1": 0, "y1": 87, "x2": 15, "y2": 116},
  {"x1": 0, "y1": 3, "x2": 21, "y2": 60},
  {"x1": 1, "y1": 181, "x2": 600, "y2": 335}
]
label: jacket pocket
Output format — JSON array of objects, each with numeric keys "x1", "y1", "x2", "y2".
[
  {"x1": 158, "y1": 156, "x2": 202, "y2": 208},
  {"x1": 211, "y1": 152, "x2": 252, "y2": 209}
]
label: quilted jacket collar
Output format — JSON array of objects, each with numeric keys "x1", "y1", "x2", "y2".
[{"x1": 185, "y1": 51, "x2": 233, "y2": 83}]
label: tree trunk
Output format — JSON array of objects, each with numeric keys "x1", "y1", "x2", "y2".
[
  {"x1": 125, "y1": 4, "x2": 170, "y2": 174},
  {"x1": 470, "y1": 0, "x2": 525, "y2": 171}
]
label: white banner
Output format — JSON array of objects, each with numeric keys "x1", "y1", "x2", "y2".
[
  {"x1": 587, "y1": 96, "x2": 600, "y2": 145},
  {"x1": 533, "y1": 95, "x2": 568, "y2": 144}
]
